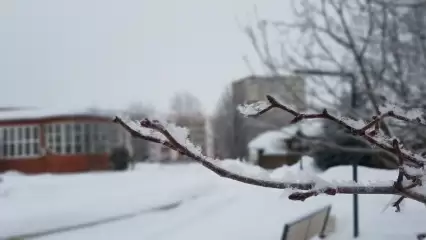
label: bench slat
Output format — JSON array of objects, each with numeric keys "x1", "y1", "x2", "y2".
[{"x1": 281, "y1": 205, "x2": 333, "y2": 240}]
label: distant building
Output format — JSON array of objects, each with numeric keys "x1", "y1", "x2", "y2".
[
  {"x1": 204, "y1": 115, "x2": 215, "y2": 158},
  {"x1": 0, "y1": 108, "x2": 132, "y2": 173},
  {"x1": 0, "y1": 107, "x2": 25, "y2": 111},
  {"x1": 231, "y1": 75, "x2": 306, "y2": 159},
  {"x1": 232, "y1": 74, "x2": 306, "y2": 110},
  {"x1": 149, "y1": 113, "x2": 207, "y2": 162},
  {"x1": 248, "y1": 120, "x2": 323, "y2": 169}
]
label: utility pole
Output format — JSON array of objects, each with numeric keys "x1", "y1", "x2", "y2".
[
  {"x1": 350, "y1": 75, "x2": 359, "y2": 238},
  {"x1": 231, "y1": 84, "x2": 239, "y2": 159},
  {"x1": 231, "y1": 83, "x2": 245, "y2": 159},
  {"x1": 294, "y1": 69, "x2": 359, "y2": 238}
]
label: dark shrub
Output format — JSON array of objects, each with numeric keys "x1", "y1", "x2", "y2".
[
  {"x1": 109, "y1": 147, "x2": 131, "y2": 171},
  {"x1": 312, "y1": 121, "x2": 395, "y2": 171}
]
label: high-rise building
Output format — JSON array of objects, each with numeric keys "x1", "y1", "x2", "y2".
[
  {"x1": 230, "y1": 75, "x2": 306, "y2": 159},
  {"x1": 232, "y1": 75, "x2": 305, "y2": 110}
]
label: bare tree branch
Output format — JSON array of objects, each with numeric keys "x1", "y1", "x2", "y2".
[{"x1": 115, "y1": 95, "x2": 426, "y2": 206}]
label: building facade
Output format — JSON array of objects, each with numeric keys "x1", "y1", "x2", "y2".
[
  {"x1": 232, "y1": 75, "x2": 306, "y2": 110},
  {"x1": 0, "y1": 108, "x2": 133, "y2": 173}
]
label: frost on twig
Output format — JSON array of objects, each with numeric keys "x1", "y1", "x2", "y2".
[
  {"x1": 237, "y1": 101, "x2": 270, "y2": 117},
  {"x1": 379, "y1": 103, "x2": 425, "y2": 125},
  {"x1": 114, "y1": 94, "x2": 426, "y2": 207}
]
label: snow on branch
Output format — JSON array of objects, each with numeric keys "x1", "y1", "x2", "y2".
[
  {"x1": 115, "y1": 95, "x2": 426, "y2": 207},
  {"x1": 237, "y1": 101, "x2": 270, "y2": 117},
  {"x1": 114, "y1": 116, "x2": 320, "y2": 190},
  {"x1": 379, "y1": 103, "x2": 425, "y2": 125},
  {"x1": 237, "y1": 95, "x2": 426, "y2": 205}
]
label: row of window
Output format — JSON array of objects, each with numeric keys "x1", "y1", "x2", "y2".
[
  {"x1": 45, "y1": 122, "x2": 109, "y2": 155},
  {"x1": 1, "y1": 125, "x2": 40, "y2": 158},
  {"x1": 0, "y1": 122, "x2": 128, "y2": 158}
]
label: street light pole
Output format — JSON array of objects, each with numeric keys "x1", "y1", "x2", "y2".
[
  {"x1": 350, "y1": 74, "x2": 359, "y2": 238},
  {"x1": 231, "y1": 85, "x2": 239, "y2": 159},
  {"x1": 294, "y1": 68, "x2": 359, "y2": 238}
]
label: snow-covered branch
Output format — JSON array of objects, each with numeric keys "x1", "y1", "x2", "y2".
[
  {"x1": 238, "y1": 95, "x2": 426, "y2": 206},
  {"x1": 115, "y1": 95, "x2": 426, "y2": 207}
]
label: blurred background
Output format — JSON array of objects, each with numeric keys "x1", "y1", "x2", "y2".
[{"x1": 1, "y1": 0, "x2": 426, "y2": 239}]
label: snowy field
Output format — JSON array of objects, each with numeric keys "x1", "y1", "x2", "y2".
[{"x1": 1, "y1": 161, "x2": 426, "y2": 240}]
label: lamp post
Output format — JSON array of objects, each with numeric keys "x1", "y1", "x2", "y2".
[
  {"x1": 294, "y1": 69, "x2": 359, "y2": 238},
  {"x1": 232, "y1": 91, "x2": 239, "y2": 159},
  {"x1": 349, "y1": 72, "x2": 359, "y2": 239}
]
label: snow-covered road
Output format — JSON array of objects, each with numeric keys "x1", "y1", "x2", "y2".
[{"x1": 1, "y1": 162, "x2": 426, "y2": 240}]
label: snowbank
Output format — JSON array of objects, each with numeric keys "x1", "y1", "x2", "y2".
[
  {"x1": 0, "y1": 162, "x2": 425, "y2": 240},
  {"x1": 247, "y1": 120, "x2": 323, "y2": 162}
]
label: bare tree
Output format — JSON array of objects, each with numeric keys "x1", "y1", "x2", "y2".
[
  {"x1": 168, "y1": 91, "x2": 207, "y2": 159},
  {"x1": 124, "y1": 102, "x2": 155, "y2": 166},
  {"x1": 126, "y1": 103, "x2": 155, "y2": 119},
  {"x1": 211, "y1": 87, "x2": 235, "y2": 158},
  {"x1": 250, "y1": 0, "x2": 426, "y2": 113},
  {"x1": 169, "y1": 91, "x2": 203, "y2": 117},
  {"x1": 243, "y1": 0, "x2": 426, "y2": 167}
]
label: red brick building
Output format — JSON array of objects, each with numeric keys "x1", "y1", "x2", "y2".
[{"x1": 0, "y1": 108, "x2": 132, "y2": 174}]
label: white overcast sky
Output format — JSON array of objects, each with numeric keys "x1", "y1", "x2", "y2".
[{"x1": 0, "y1": 0, "x2": 293, "y2": 115}]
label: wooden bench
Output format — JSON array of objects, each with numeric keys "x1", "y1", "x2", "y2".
[{"x1": 281, "y1": 205, "x2": 335, "y2": 240}]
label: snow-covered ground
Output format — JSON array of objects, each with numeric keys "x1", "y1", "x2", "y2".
[{"x1": 1, "y1": 161, "x2": 426, "y2": 240}]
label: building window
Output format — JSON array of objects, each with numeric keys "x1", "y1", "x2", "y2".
[
  {"x1": 84, "y1": 123, "x2": 92, "y2": 154},
  {"x1": 0, "y1": 125, "x2": 41, "y2": 158},
  {"x1": 45, "y1": 122, "x2": 82, "y2": 155},
  {"x1": 93, "y1": 123, "x2": 106, "y2": 154},
  {"x1": 65, "y1": 123, "x2": 73, "y2": 154},
  {"x1": 74, "y1": 123, "x2": 83, "y2": 154},
  {"x1": 45, "y1": 123, "x2": 63, "y2": 154},
  {"x1": 44, "y1": 122, "x2": 118, "y2": 155}
]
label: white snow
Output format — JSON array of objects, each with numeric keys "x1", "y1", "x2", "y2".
[
  {"x1": 247, "y1": 120, "x2": 323, "y2": 162},
  {"x1": 118, "y1": 117, "x2": 204, "y2": 156},
  {"x1": 249, "y1": 120, "x2": 323, "y2": 151},
  {"x1": 341, "y1": 117, "x2": 367, "y2": 129},
  {"x1": 1, "y1": 161, "x2": 426, "y2": 240},
  {"x1": 379, "y1": 104, "x2": 424, "y2": 121},
  {"x1": 118, "y1": 117, "x2": 168, "y2": 143},
  {"x1": 165, "y1": 123, "x2": 203, "y2": 155},
  {"x1": 237, "y1": 101, "x2": 270, "y2": 117},
  {"x1": 248, "y1": 130, "x2": 288, "y2": 156}
]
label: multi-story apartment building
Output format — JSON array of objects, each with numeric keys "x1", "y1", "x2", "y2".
[
  {"x1": 230, "y1": 75, "x2": 306, "y2": 158},
  {"x1": 232, "y1": 75, "x2": 305, "y2": 110}
]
